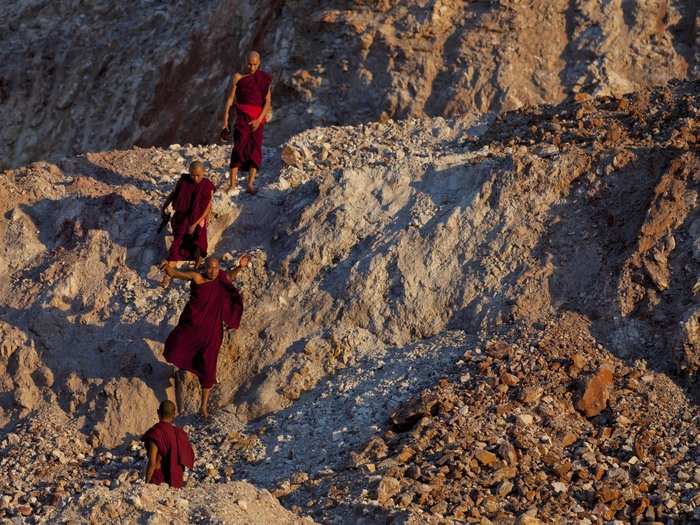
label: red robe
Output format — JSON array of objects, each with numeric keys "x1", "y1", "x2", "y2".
[
  {"x1": 164, "y1": 271, "x2": 243, "y2": 388},
  {"x1": 167, "y1": 175, "x2": 215, "y2": 262},
  {"x1": 230, "y1": 69, "x2": 272, "y2": 172},
  {"x1": 142, "y1": 421, "x2": 195, "y2": 488}
]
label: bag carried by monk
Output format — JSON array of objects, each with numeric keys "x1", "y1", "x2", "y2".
[{"x1": 158, "y1": 211, "x2": 172, "y2": 233}]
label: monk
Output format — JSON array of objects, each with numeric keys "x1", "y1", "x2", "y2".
[
  {"x1": 160, "y1": 160, "x2": 215, "y2": 288},
  {"x1": 163, "y1": 255, "x2": 249, "y2": 417},
  {"x1": 222, "y1": 51, "x2": 272, "y2": 194},
  {"x1": 143, "y1": 400, "x2": 195, "y2": 488}
]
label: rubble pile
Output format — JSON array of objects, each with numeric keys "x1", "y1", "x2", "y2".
[{"x1": 315, "y1": 314, "x2": 700, "y2": 523}]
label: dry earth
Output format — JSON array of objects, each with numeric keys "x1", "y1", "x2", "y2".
[
  {"x1": 1, "y1": 0, "x2": 698, "y2": 168},
  {"x1": 0, "y1": 79, "x2": 699, "y2": 523}
]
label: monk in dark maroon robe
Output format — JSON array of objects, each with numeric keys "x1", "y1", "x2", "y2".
[
  {"x1": 143, "y1": 400, "x2": 194, "y2": 488},
  {"x1": 160, "y1": 160, "x2": 215, "y2": 287},
  {"x1": 163, "y1": 255, "x2": 249, "y2": 417},
  {"x1": 222, "y1": 51, "x2": 272, "y2": 195}
]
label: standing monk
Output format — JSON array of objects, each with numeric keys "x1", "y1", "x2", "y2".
[
  {"x1": 163, "y1": 255, "x2": 249, "y2": 417},
  {"x1": 160, "y1": 160, "x2": 215, "y2": 287},
  {"x1": 222, "y1": 51, "x2": 272, "y2": 195},
  {"x1": 143, "y1": 400, "x2": 195, "y2": 488}
]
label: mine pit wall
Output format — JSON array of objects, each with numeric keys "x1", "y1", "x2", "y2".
[{"x1": 2, "y1": 0, "x2": 697, "y2": 169}]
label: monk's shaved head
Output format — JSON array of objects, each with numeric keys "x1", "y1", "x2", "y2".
[
  {"x1": 189, "y1": 160, "x2": 204, "y2": 174},
  {"x1": 205, "y1": 257, "x2": 220, "y2": 280},
  {"x1": 158, "y1": 400, "x2": 176, "y2": 420},
  {"x1": 246, "y1": 51, "x2": 261, "y2": 74},
  {"x1": 189, "y1": 160, "x2": 205, "y2": 182}
]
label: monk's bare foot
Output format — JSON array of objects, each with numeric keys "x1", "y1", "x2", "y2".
[
  {"x1": 246, "y1": 185, "x2": 257, "y2": 195},
  {"x1": 160, "y1": 274, "x2": 172, "y2": 289},
  {"x1": 200, "y1": 387, "x2": 212, "y2": 419}
]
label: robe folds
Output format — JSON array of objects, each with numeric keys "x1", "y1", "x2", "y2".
[
  {"x1": 142, "y1": 421, "x2": 195, "y2": 488},
  {"x1": 164, "y1": 271, "x2": 243, "y2": 388},
  {"x1": 167, "y1": 175, "x2": 215, "y2": 262},
  {"x1": 230, "y1": 69, "x2": 272, "y2": 172}
]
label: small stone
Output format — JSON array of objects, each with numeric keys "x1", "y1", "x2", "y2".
[
  {"x1": 615, "y1": 414, "x2": 631, "y2": 426},
  {"x1": 405, "y1": 464, "x2": 421, "y2": 479},
  {"x1": 482, "y1": 496, "x2": 498, "y2": 513},
  {"x1": 576, "y1": 364, "x2": 614, "y2": 417},
  {"x1": 376, "y1": 476, "x2": 401, "y2": 504},
  {"x1": 571, "y1": 353, "x2": 586, "y2": 369},
  {"x1": 554, "y1": 460, "x2": 572, "y2": 479},
  {"x1": 498, "y1": 443, "x2": 518, "y2": 465},
  {"x1": 519, "y1": 386, "x2": 543, "y2": 404},
  {"x1": 551, "y1": 481, "x2": 567, "y2": 493},
  {"x1": 290, "y1": 471, "x2": 309, "y2": 485},
  {"x1": 516, "y1": 414, "x2": 534, "y2": 426},
  {"x1": 430, "y1": 500, "x2": 448, "y2": 515},
  {"x1": 396, "y1": 446, "x2": 415, "y2": 464},
  {"x1": 497, "y1": 480, "x2": 513, "y2": 497},
  {"x1": 517, "y1": 516, "x2": 544, "y2": 525},
  {"x1": 51, "y1": 449, "x2": 67, "y2": 464},
  {"x1": 598, "y1": 484, "x2": 621, "y2": 503},
  {"x1": 281, "y1": 145, "x2": 303, "y2": 167},
  {"x1": 561, "y1": 432, "x2": 578, "y2": 447},
  {"x1": 634, "y1": 431, "x2": 652, "y2": 461},
  {"x1": 475, "y1": 450, "x2": 498, "y2": 466},
  {"x1": 17, "y1": 505, "x2": 32, "y2": 517},
  {"x1": 500, "y1": 371, "x2": 519, "y2": 386},
  {"x1": 237, "y1": 499, "x2": 248, "y2": 510}
]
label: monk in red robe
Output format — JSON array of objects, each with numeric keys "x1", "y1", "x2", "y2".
[
  {"x1": 163, "y1": 255, "x2": 249, "y2": 417},
  {"x1": 143, "y1": 400, "x2": 195, "y2": 488},
  {"x1": 160, "y1": 160, "x2": 215, "y2": 287},
  {"x1": 222, "y1": 51, "x2": 272, "y2": 195}
]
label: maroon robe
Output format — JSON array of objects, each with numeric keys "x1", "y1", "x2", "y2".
[
  {"x1": 164, "y1": 271, "x2": 243, "y2": 388},
  {"x1": 230, "y1": 69, "x2": 272, "y2": 171},
  {"x1": 167, "y1": 175, "x2": 215, "y2": 262},
  {"x1": 142, "y1": 421, "x2": 195, "y2": 488}
]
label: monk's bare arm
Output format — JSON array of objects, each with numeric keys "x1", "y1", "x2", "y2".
[
  {"x1": 145, "y1": 441, "x2": 159, "y2": 483},
  {"x1": 162, "y1": 190, "x2": 175, "y2": 214},
  {"x1": 227, "y1": 254, "x2": 251, "y2": 281},
  {"x1": 164, "y1": 265, "x2": 207, "y2": 284},
  {"x1": 262, "y1": 88, "x2": 272, "y2": 121},
  {"x1": 189, "y1": 200, "x2": 212, "y2": 234},
  {"x1": 252, "y1": 89, "x2": 272, "y2": 131},
  {"x1": 223, "y1": 73, "x2": 242, "y2": 129}
]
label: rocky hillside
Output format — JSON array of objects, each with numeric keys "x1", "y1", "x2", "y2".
[
  {"x1": 0, "y1": 79, "x2": 699, "y2": 523},
  {"x1": 1, "y1": 0, "x2": 697, "y2": 168}
]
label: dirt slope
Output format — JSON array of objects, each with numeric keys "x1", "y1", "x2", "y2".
[{"x1": 0, "y1": 80, "x2": 699, "y2": 522}]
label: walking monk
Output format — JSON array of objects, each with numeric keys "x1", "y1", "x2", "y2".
[
  {"x1": 143, "y1": 400, "x2": 195, "y2": 488},
  {"x1": 163, "y1": 255, "x2": 249, "y2": 417},
  {"x1": 160, "y1": 160, "x2": 215, "y2": 287},
  {"x1": 222, "y1": 51, "x2": 272, "y2": 194}
]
